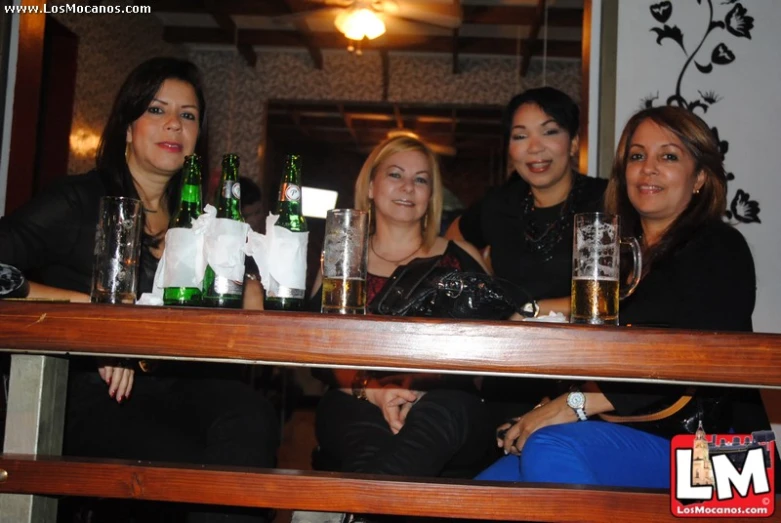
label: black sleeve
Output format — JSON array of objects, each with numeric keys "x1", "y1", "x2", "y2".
[
  {"x1": 457, "y1": 199, "x2": 487, "y2": 249},
  {"x1": 674, "y1": 225, "x2": 755, "y2": 331},
  {"x1": 0, "y1": 179, "x2": 88, "y2": 272},
  {"x1": 600, "y1": 224, "x2": 756, "y2": 415}
]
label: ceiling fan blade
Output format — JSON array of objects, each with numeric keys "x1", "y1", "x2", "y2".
[
  {"x1": 268, "y1": 6, "x2": 342, "y2": 26},
  {"x1": 388, "y1": 0, "x2": 462, "y2": 29}
]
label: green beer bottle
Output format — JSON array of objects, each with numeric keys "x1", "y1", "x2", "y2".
[
  {"x1": 264, "y1": 154, "x2": 308, "y2": 311},
  {"x1": 163, "y1": 154, "x2": 203, "y2": 306},
  {"x1": 202, "y1": 153, "x2": 244, "y2": 308}
]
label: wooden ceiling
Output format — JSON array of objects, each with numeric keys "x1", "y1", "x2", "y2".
[
  {"x1": 150, "y1": 0, "x2": 585, "y2": 74},
  {"x1": 266, "y1": 100, "x2": 505, "y2": 158}
]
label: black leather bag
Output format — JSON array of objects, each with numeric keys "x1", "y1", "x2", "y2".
[
  {"x1": 0, "y1": 263, "x2": 29, "y2": 299},
  {"x1": 368, "y1": 255, "x2": 533, "y2": 320}
]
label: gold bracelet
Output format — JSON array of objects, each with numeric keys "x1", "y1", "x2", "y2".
[{"x1": 352, "y1": 370, "x2": 371, "y2": 401}]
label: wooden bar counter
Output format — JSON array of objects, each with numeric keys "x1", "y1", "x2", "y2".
[{"x1": 2, "y1": 301, "x2": 781, "y2": 523}]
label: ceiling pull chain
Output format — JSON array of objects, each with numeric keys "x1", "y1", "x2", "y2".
[
  {"x1": 542, "y1": 0, "x2": 549, "y2": 86},
  {"x1": 228, "y1": 28, "x2": 237, "y2": 152},
  {"x1": 515, "y1": 25, "x2": 522, "y2": 93}
]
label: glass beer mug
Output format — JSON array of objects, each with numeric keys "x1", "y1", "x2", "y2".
[
  {"x1": 570, "y1": 212, "x2": 642, "y2": 325},
  {"x1": 321, "y1": 209, "x2": 370, "y2": 314}
]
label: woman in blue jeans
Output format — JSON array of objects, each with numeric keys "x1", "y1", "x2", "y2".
[{"x1": 476, "y1": 106, "x2": 769, "y2": 488}]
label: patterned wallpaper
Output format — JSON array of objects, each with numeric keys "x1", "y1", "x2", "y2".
[
  {"x1": 191, "y1": 49, "x2": 582, "y2": 182},
  {"x1": 51, "y1": 0, "x2": 184, "y2": 174},
  {"x1": 53, "y1": 5, "x2": 581, "y2": 181}
]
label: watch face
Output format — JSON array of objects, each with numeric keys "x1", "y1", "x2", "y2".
[{"x1": 567, "y1": 391, "x2": 585, "y2": 409}]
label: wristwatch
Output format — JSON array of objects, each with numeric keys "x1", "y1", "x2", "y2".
[
  {"x1": 352, "y1": 370, "x2": 371, "y2": 401},
  {"x1": 566, "y1": 389, "x2": 588, "y2": 421},
  {"x1": 521, "y1": 299, "x2": 540, "y2": 318}
]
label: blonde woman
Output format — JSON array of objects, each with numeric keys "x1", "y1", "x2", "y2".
[{"x1": 311, "y1": 136, "x2": 496, "y2": 479}]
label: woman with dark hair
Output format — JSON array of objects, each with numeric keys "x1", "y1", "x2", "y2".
[
  {"x1": 0, "y1": 57, "x2": 278, "y2": 522},
  {"x1": 474, "y1": 105, "x2": 768, "y2": 488},
  {"x1": 447, "y1": 87, "x2": 607, "y2": 316}
]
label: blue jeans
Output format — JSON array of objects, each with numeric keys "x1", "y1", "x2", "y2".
[{"x1": 474, "y1": 421, "x2": 670, "y2": 488}]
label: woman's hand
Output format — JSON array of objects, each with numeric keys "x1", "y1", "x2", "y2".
[
  {"x1": 97, "y1": 361, "x2": 135, "y2": 403},
  {"x1": 366, "y1": 379, "x2": 421, "y2": 434},
  {"x1": 498, "y1": 395, "x2": 576, "y2": 455}
]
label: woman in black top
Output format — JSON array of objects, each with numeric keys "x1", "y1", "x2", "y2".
[
  {"x1": 0, "y1": 58, "x2": 278, "y2": 522},
  {"x1": 475, "y1": 106, "x2": 767, "y2": 488},
  {"x1": 447, "y1": 87, "x2": 606, "y2": 316},
  {"x1": 312, "y1": 136, "x2": 496, "y2": 479}
]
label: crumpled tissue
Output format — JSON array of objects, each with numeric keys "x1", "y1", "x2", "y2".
[
  {"x1": 246, "y1": 214, "x2": 309, "y2": 292},
  {"x1": 523, "y1": 311, "x2": 568, "y2": 323}
]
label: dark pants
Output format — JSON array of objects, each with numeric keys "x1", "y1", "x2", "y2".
[
  {"x1": 65, "y1": 363, "x2": 280, "y2": 523},
  {"x1": 315, "y1": 387, "x2": 496, "y2": 478}
]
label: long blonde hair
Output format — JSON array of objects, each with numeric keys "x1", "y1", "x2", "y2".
[{"x1": 354, "y1": 135, "x2": 443, "y2": 249}]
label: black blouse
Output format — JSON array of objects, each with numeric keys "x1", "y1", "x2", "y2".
[{"x1": 458, "y1": 172, "x2": 607, "y2": 300}]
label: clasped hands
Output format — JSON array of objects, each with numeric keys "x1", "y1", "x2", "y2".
[
  {"x1": 495, "y1": 394, "x2": 578, "y2": 455},
  {"x1": 364, "y1": 375, "x2": 426, "y2": 434}
]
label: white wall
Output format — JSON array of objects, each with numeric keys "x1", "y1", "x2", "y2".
[{"x1": 614, "y1": 0, "x2": 781, "y2": 334}]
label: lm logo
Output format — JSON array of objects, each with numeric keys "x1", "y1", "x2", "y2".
[{"x1": 671, "y1": 428, "x2": 775, "y2": 518}]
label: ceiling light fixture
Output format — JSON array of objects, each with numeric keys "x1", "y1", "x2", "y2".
[{"x1": 334, "y1": 6, "x2": 386, "y2": 42}]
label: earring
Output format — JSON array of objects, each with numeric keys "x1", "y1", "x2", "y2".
[
  {"x1": 125, "y1": 143, "x2": 130, "y2": 163},
  {"x1": 693, "y1": 188, "x2": 701, "y2": 195}
]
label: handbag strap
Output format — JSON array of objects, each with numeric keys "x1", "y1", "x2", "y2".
[{"x1": 597, "y1": 388, "x2": 696, "y2": 423}]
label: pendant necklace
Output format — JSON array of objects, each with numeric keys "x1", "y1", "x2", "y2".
[{"x1": 370, "y1": 237, "x2": 423, "y2": 265}]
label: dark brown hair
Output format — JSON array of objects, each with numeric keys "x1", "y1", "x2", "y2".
[{"x1": 604, "y1": 105, "x2": 727, "y2": 270}]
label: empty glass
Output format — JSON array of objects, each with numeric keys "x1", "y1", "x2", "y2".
[{"x1": 91, "y1": 196, "x2": 143, "y2": 304}]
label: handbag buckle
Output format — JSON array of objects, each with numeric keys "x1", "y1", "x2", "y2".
[{"x1": 437, "y1": 278, "x2": 463, "y2": 298}]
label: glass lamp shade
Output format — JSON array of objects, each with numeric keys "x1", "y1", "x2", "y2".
[{"x1": 334, "y1": 8, "x2": 386, "y2": 41}]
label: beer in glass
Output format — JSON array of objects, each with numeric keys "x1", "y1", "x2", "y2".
[
  {"x1": 321, "y1": 209, "x2": 369, "y2": 314},
  {"x1": 570, "y1": 212, "x2": 641, "y2": 325}
]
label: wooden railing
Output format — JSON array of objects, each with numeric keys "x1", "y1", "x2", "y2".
[{"x1": 2, "y1": 301, "x2": 781, "y2": 522}]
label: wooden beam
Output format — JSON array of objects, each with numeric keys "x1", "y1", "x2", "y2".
[
  {"x1": 2, "y1": 302, "x2": 781, "y2": 388},
  {"x1": 0, "y1": 455, "x2": 683, "y2": 522},
  {"x1": 381, "y1": 50, "x2": 389, "y2": 102},
  {"x1": 451, "y1": 28, "x2": 460, "y2": 74},
  {"x1": 162, "y1": 27, "x2": 581, "y2": 59},
  {"x1": 203, "y1": 0, "x2": 256, "y2": 67},
  {"x1": 462, "y1": 6, "x2": 582, "y2": 27},
  {"x1": 337, "y1": 104, "x2": 358, "y2": 143},
  {"x1": 520, "y1": 0, "x2": 546, "y2": 77},
  {"x1": 5, "y1": 0, "x2": 45, "y2": 215},
  {"x1": 393, "y1": 104, "x2": 403, "y2": 129},
  {"x1": 281, "y1": 0, "x2": 324, "y2": 69},
  {"x1": 579, "y1": 0, "x2": 592, "y2": 174},
  {"x1": 153, "y1": 0, "x2": 581, "y2": 27}
]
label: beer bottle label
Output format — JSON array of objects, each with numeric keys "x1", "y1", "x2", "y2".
[
  {"x1": 222, "y1": 180, "x2": 240, "y2": 199},
  {"x1": 282, "y1": 183, "x2": 301, "y2": 202},
  {"x1": 231, "y1": 182, "x2": 241, "y2": 200}
]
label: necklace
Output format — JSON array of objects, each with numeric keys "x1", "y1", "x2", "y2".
[
  {"x1": 522, "y1": 173, "x2": 583, "y2": 262},
  {"x1": 143, "y1": 208, "x2": 159, "y2": 213},
  {"x1": 370, "y1": 237, "x2": 423, "y2": 265}
]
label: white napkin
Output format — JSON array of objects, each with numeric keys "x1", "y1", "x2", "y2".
[
  {"x1": 199, "y1": 204, "x2": 250, "y2": 283},
  {"x1": 523, "y1": 311, "x2": 568, "y2": 323},
  {"x1": 246, "y1": 214, "x2": 309, "y2": 291}
]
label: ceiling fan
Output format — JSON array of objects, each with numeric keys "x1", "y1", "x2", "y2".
[{"x1": 276, "y1": 0, "x2": 462, "y2": 47}]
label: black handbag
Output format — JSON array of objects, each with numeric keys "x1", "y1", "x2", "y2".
[
  {"x1": 368, "y1": 255, "x2": 533, "y2": 320},
  {"x1": 0, "y1": 263, "x2": 29, "y2": 299}
]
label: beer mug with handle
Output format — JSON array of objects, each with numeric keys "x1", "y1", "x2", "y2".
[{"x1": 570, "y1": 212, "x2": 641, "y2": 325}]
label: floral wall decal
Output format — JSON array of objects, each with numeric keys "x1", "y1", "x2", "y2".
[{"x1": 645, "y1": 0, "x2": 760, "y2": 224}]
